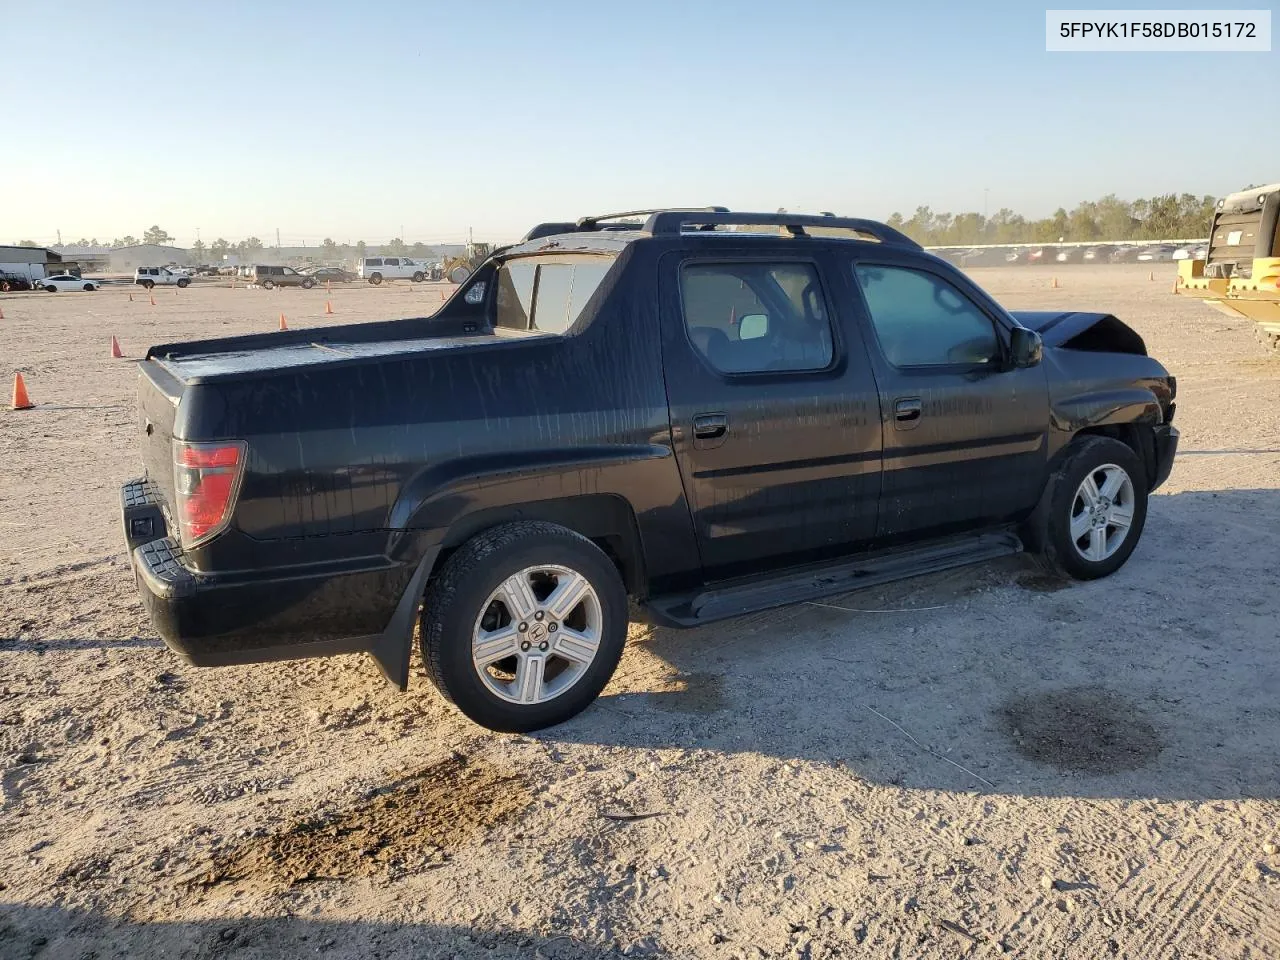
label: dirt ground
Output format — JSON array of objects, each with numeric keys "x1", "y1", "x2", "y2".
[{"x1": 2, "y1": 266, "x2": 1278, "y2": 959}]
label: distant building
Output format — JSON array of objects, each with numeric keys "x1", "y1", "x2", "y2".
[
  {"x1": 0, "y1": 245, "x2": 67, "y2": 282},
  {"x1": 108, "y1": 244, "x2": 190, "y2": 272}
]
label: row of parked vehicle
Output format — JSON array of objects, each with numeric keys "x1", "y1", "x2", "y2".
[
  {"x1": 188, "y1": 259, "x2": 447, "y2": 286},
  {"x1": 936, "y1": 243, "x2": 1209, "y2": 268}
]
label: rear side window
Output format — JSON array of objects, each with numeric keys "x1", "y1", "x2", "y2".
[
  {"x1": 366, "y1": 258, "x2": 382, "y2": 267},
  {"x1": 680, "y1": 262, "x2": 833, "y2": 374},
  {"x1": 495, "y1": 256, "x2": 612, "y2": 334},
  {"x1": 852, "y1": 264, "x2": 999, "y2": 367}
]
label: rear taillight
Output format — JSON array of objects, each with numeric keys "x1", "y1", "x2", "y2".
[{"x1": 172, "y1": 440, "x2": 247, "y2": 547}]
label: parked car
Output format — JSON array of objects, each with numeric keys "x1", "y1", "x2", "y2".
[
  {"x1": 1081, "y1": 245, "x2": 1114, "y2": 263},
  {"x1": 1136, "y1": 245, "x2": 1176, "y2": 263},
  {"x1": 41, "y1": 274, "x2": 100, "y2": 292},
  {"x1": 245, "y1": 265, "x2": 316, "y2": 289},
  {"x1": 120, "y1": 207, "x2": 1178, "y2": 732},
  {"x1": 1109, "y1": 246, "x2": 1139, "y2": 263},
  {"x1": 1005, "y1": 248, "x2": 1026, "y2": 265},
  {"x1": 302, "y1": 266, "x2": 357, "y2": 283},
  {"x1": 357, "y1": 257, "x2": 428, "y2": 284},
  {"x1": 0, "y1": 273, "x2": 34, "y2": 292},
  {"x1": 1026, "y1": 247, "x2": 1048, "y2": 264},
  {"x1": 136, "y1": 267, "x2": 191, "y2": 289},
  {"x1": 1054, "y1": 247, "x2": 1084, "y2": 264}
]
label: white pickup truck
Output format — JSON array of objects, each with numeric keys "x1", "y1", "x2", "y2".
[{"x1": 135, "y1": 266, "x2": 191, "y2": 289}]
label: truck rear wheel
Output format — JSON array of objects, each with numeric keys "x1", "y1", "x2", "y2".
[
  {"x1": 1026, "y1": 435, "x2": 1148, "y2": 581},
  {"x1": 368, "y1": 273, "x2": 383, "y2": 285},
  {"x1": 177, "y1": 278, "x2": 190, "y2": 288},
  {"x1": 141, "y1": 280, "x2": 155, "y2": 290},
  {"x1": 420, "y1": 521, "x2": 628, "y2": 732},
  {"x1": 412, "y1": 271, "x2": 425, "y2": 283}
]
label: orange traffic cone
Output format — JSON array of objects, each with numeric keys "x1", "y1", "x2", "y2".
[
  {"x1": 326, "y1": 280, "x2": 332, "y2": 294},
  {"x1": 278, "y1": 313, "x2": 288, "y2": 331},
  {"x1": 11, "y1": 372, "x2": 33, "y2": 410},
  {"x1": 0, "y1": 306, "x2": 5, "y2": 318},
  {"x1": 149, "y1": 294, "x2": 156, "y2": 306},
  {"x1": 1149, "y1": 271, "x2": 1155, "y2": 281},
  {"x1": 1051, "y1": 276, "x2": 1059, "y2": 289},
  {"x1": 110, "y1": 335, "x2": 124, "y2": 359},
  {"x1": 325, "y1": 300, "x2": 334, "y2": 315},
  {"x1": 128, "y1": 292, "x2": 134, "y2": 302},
  {"x1": 440, "y1": 287, "x2": 447, "y2": 301}
]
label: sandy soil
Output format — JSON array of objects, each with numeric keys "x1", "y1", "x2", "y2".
[{"x1": 1, "y1": 266, "x2": 1278, "y2": 959}]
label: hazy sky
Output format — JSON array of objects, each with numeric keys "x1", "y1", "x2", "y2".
[{"x1": 7, "y1": 0, "x2": 1275, "y2": 247}]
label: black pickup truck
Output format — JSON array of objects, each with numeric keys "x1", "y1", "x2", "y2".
[{"x1": 121, "y1": 209, "x2": 1178, "y2": 731}]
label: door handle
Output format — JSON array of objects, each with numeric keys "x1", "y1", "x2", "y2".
[
  {"x1": 692, "y1": 413, "x2": 728, "y2": 440},
  {"x1": 894, "y1": 398, "x2": 922, "y2": 429}
]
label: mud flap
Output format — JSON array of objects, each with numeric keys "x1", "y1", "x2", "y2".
[{"x1": 367, "y1": 548, "x2": 439, "y2": 691}]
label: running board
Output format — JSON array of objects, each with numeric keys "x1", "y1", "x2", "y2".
[{"x1": 643, "y1": 530, "x2": 1023, "y2": 628}]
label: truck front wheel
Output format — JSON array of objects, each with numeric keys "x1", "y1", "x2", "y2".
[
  {"x1": 420, "y1": 521, "x2": 628, "y2": 732},
  {"x1": 1026, "y1": 435, "x2": 1149, "y2": 581}
]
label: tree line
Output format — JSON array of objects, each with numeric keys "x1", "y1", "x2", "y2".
[
  {"x1": 886, "y1": 193, "x2": 1219, "y2": 246},
  {"x1": 16, "y1": 230, "x2": 441, "y2": 264},
  {"x1": 14, "y1": 191, "x2": 1233, "y2": 255}
]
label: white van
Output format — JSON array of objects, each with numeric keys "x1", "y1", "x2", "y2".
[{"x1": 357, "y1": 257, "x2": 427, "y2": 284}]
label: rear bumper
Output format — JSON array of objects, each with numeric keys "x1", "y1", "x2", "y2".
[
  {"x1": 120, "y1": 478, "x2": 433, "y2": 687},
  {"x1": 1151, "y1": 424, "x2": 1178, "y2": 491}
]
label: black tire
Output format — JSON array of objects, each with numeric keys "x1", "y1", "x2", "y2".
[
  {"x1": 45, "y1": 285, "x2": 57, "y2": 293},
  {"x1": 142, "y1": 280, "x2": 155, "y2": 290},
  {"x1": 262, "y1": 278, "x2": 275, "y2": 290},
  {"x1": 1027, "y1": 436, "x2": 1149, "y2": 581},
  {"x1": 412, "y1": 271, "x2": 425, "y2": 283},
  {"x1": 83, "y1": 283, "x2": 95, "y2": 291},
  {"x1": 420, "y1": 521, "x2": 628, "y2": 732},
  {"x1": 302, "y1": 278, "x2": 315, "y2": 289},
  {"x1": 368, "y1": 273, "x2": 383, "y2": 285},
  {"x1": 1, "y1": 281, "x2": 11, "y2": 292},
  {"x1": 177, "y1": 277, "x2": 190, "y2": 288}
]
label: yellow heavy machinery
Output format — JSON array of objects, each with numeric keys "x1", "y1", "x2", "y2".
[
  {"x1": 442, "y1": 241, "x2": 494, "y2": 284},
  {"x1": 1175, "y1": 182, "x2": 1280, "y2": 349}
]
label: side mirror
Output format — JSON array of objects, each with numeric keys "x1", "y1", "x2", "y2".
[
  {"x1": 1009, "y1": 326, "x2": 1042, "y2": 368},
  {"x1": 738, "y1": 313, "x2": 769, "y2": 340}
]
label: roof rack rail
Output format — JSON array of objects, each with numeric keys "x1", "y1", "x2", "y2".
[
  {"x1": 576, "y1": 206, "x2": 729, "y2": 230},
  {"x1": 643, "y1": 211, "x2": 921, "y2": 250},
  {"x1": 521, "y1": 208, "x2": 731, "y2": 242}
]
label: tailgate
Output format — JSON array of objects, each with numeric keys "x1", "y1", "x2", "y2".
[{"x1": 137, "y1": 359, "x2": 183, "y2": 509}]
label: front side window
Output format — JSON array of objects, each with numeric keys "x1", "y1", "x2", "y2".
[
  {"x1": 852, "y1": 263, "x2": 999, "y2": 367},
  {"x1": 384, "y1": 257, "x2": 399, "y2": 266},
  {"x1": 495, "y1": 256, "x2": 613, "y2": 334},
  {"x1": 680, "y1": 262, "x2": 833, "y2": 374}
]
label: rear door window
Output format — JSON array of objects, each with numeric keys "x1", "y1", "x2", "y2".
[
  {"x1": 680, "y1": 261, "x2": 833, "y2": 374},
  {"x1": 495, "y1": 256, "x2": 613, "y2": 334},
  {"x1": 366, "y1": 258, "x2": 382, "y2": 267}
]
